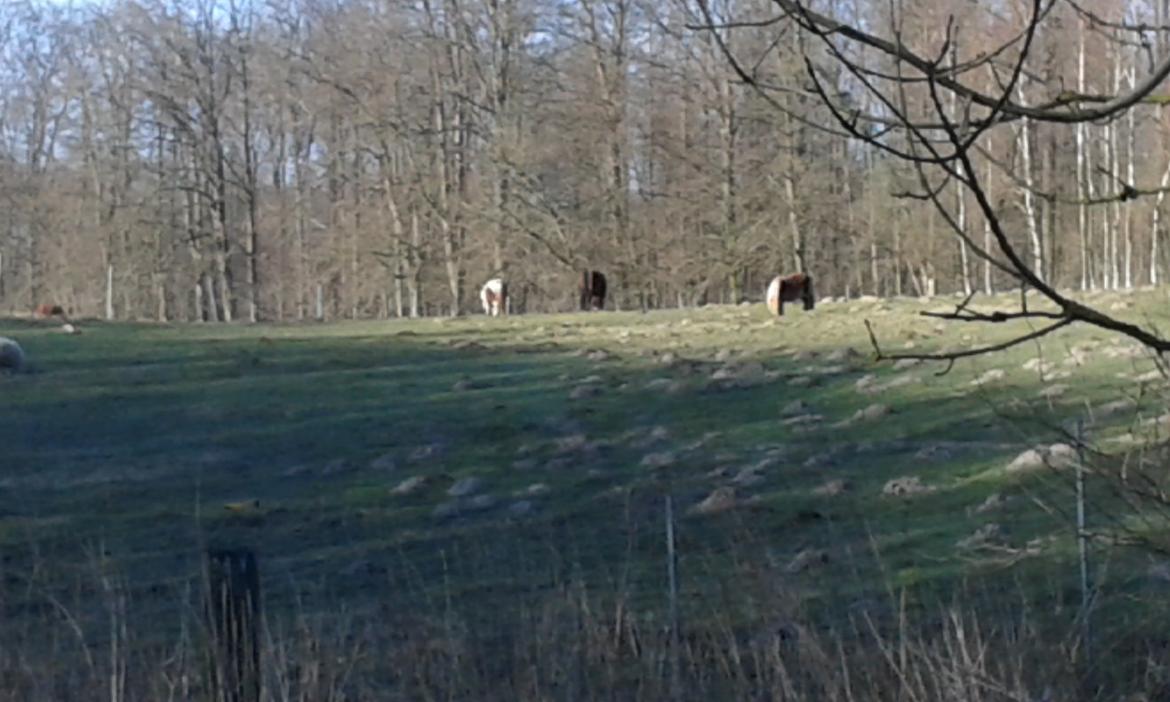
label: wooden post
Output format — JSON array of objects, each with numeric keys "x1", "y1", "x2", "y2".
[
  {"x1": 203, "y1": 549, "x2": 261, "y2": 702},
  {"x1": 665, "y1": 494, "x2": 681, "y2": 701},
  {"x1": 1075, "y1": 421, "x2": 1092, "y2": 660}
]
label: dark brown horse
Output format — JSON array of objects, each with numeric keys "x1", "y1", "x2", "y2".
[
  {"x1": 33, "y1": 303, "x2": 66, "y2": 320},
  {"x1": 765, "y1": 273, "x2": 815, "y2": 316},
  {"x1": 579, "y1": 270, "x2": 607, "y2": 311}
]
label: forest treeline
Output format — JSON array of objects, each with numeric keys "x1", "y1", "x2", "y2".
[{"x1": 0, "y1": 0, "x2": 1166, "y2": 321}]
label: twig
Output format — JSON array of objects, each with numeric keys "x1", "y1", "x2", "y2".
[{"x1": 864, "y1": 317, "x2": 1074, "y2": 376}]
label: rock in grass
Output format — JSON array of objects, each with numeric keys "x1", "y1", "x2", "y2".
[
  {"x1": 320, "y1": 458, "x2": 352, "y2": 475},
  {"x1": 1006, "y1": 444, "x2": 1078, "y2": 472},
  {"x1": 689, "y1": 487, "x2": 738, "y2": 515},
  {"x1": 971, "y1": 369, "x2": 1005, "y2": 386},
  {"x1": 812, "y1": 479, "x2": 850, "y2": 497},
  {"x1": 825, "y1": 347, "x2": 861, "y2": 362},
  {"x1": 369, "y1": 453, "x2": 397, "y2": 471},
  {"x1": 570, "y1": 384, "x2": 603, "y2": 400},
  {"x1": 785, "y1": 549, "x2": 829, "y2": 574},
  {"x1": 523, "y1": 483, "x2": 550, "y2": 497},
  {"x1": 640, "y1": 452, "x2": 676, "y2": 469},
  {"x1": 970, "y1": 492, "x2": 1009, "y2": 515},
  {"x1": 553, "y1": 433, "x2": 588, "y2": 455},
  {"x1": 508, "y1": 500, "x2": 534, "y2": 517},
  {"x1": 781, "y1": 399, "x2": 815, "y2": 417},
  {"x1": 447, "y1": 477, "x2": 484, "y2": 497},
  {"x1": 843, "y1": 403, "x2": 891, "y2": 425},
  {"x1": 432, "y1": 500, "x2": 462, "y2": 520},
  {"x1": 0, "y1": 337, "x2": 24, "y2": 373},
  {"x1": 882, "y1": 476, "x2": 934, "y2": 497},
  {"x1": 957, "y1": 523, "x2": 1004, "y2": 550},
  {"x1": 1037, "y1": 384, "x2": 1068, "y2": 399},
  {"x1": 466, "y1": 494, "x2": 497, "y2": 511},
  {"x1": 391, "y1": 475, "x2": 428, "y2": 496}
]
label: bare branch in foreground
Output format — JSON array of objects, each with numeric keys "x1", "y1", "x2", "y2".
[{"x1": 864, "y1": 317, "x2": 1075, "y2": 377}]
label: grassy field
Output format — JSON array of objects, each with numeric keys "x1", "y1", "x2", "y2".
[{"x1": 4, "y1": 288, "x2": 1170, "y2": 699}]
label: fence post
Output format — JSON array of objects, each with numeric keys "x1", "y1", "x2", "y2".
[
  {"x1": 1075, "y1": 420, "x2": 1092, "y2": 660},
  {"x1": 665, "y1": 494, "x2": 681, "y2": 701},
  {"x1": 203, "y1": 548, "x2": 261, "y2": 702}
]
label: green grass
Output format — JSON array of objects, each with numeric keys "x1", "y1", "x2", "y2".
[{"x1": 3, "y1": 289, "x2": 1170, "y2": 646}]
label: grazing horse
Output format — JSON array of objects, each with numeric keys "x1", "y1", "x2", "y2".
[
  {"x1": 579, "y1": 270, "x2": 607, "y2": 311},
  {"x1": 480, "y1": 278, "x2": 508, "y2": 317},
  {"x1": 765, "y1": 273, "x2": 815, "y2": 316},
  {"x1": 34, "y1": 303, "x2": 66, "y2": 320}
]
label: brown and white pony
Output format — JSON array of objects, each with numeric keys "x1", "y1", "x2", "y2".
[
  {"x1": 579, "y1": 270, "x2": 607, "y2": 311},
  {"x1": 765, "y1": 273, "x2": 815, "y2": 316},
  {"x1": 480, "y1": 278, "x2": 508, "y2": 317}
]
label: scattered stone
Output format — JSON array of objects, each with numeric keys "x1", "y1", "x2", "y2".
[
  {"x1": 522, "y1": 483, "x2": 550, "y2": 497},
  {"x1": 785, "y1": 548, "x2": 829, "y2": 574},
  {"x1": 369, "y1": 453, "x2": 397, "y2": 472},
  {"x1": 690, "y1": 487, "x2": 739, "y2": 515},
  {"x1": 409, "y1": 444, "x2": 444, "y2": 463},
  {"x1": 658, "y1": 351, "x2": 678, "y2": 365},
  {"x1": 0, "y1": 337, "x2": 24, "y2": 373},
  {"x1": 781, "y1": 414, "x2": 824, "y2": 428},
  {"x1": 554, "y1": 434, "x2": 588, "y2": 454},
  {"x1": 893, "y1": 358, "x2": 921, "y2": 371},
  {"x1": 781, "y1": 399, "x2": 815, "y2": 417},
  {"x1": 1134, "y1": 369, "x2": 1164, "y2": 383},
  {"x1": 788, "y1": 376, "x2": 815, "y2": 387},
  {"x1": 630, "y1": 425, "x2": 671, "y2": 449},
  {"x1": 957, "y1": 523, "x2": 1004, "y2": 550},
  {"x1": 1006, "y1": 443, "x2": 1078, "y2": 473},
  {"x1": 870, "y1": 374, "x2": 919, "y2": 393},
  {"x1": 451, "y1": 340, "x2": 486, "y2": 351},
  {"x1": 320, "y1": 458, "x2": 352, "y2": 476},
  {"x1": 447, "y1": 477, "x2": 484, "y2": 497},
  {"x1": 508, "y1": 500, "x2": 534, "y2": 517},
  {"x1": 1021, "y1": 358, "x2": 1054, "y2": 374},
  {"x1": 825, "y1": 347, "x2": 862, "y2": 363},
  {"x1": 543, "y1": 457, "x2": 572, "y2": 471},
  {"x1": 586, "y1": 349, "x2": 612, "y2": 362},
  {"x1": 913, "y1": 444, "x2": 953, "y2": 462},
  {"x1": 570, "y1": 384, "x2": 603, "y2": 400},
  {"x1": 803, "y1": 451, "x2": 839, "y2": 468},
  {"x1": 640, "y1": 452, "x2": 676, "y2": 469},
  {"x1": 1110, "y1": 300, "x2": 1133, "y2": 311},
  {"x1": 466, "y1": 494, "x2": 497, "y2": 511},
  {"x1": 1038, "y1": 384, "x2": 1068, "y2": 399},
  {"x1": 714, "y1": 349, "x2": 735, "y2": 362},
  {"x1": 850, "y1": 403, "x2": 891, "y2": 423},
  {"x1": 61, "y1": 323, "x2": 79, "y2": 335},
  {"x1": 971, "y1": 369, "x2": 1005, "y2": 386},
  {"x1": 432, "y1": 500, "x2": 462, "y2": 519},
  {"x1": 854, "y1": 374, "x2": 877, "y2": 391},
  {"x1": 812, "y1": 479, "x2": 850, "y2": 497},
  {"x1": 971, "y1": 493, "x2": 1009, "y2": 515},
  {"x1": 576, "y1": 375, "x2": 604, "y2": 386},
  {"x1": 1095, "y1": 398, "x2": 1137, "y2": 418},
  {"x1": 882, "y1": 476, "x2": 934, "y2": 497},
  {"x1": 645, "y1": 377, "x2": 684, "y2": 394}
]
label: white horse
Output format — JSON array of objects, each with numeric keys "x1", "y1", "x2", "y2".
[{"x1": 480, "y1": 278, "x2": 508, "y2": 317}]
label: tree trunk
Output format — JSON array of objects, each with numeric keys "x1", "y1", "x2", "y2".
[{"x1": 1016, "y1": 78, "x2": 1044, "y2": 281}]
